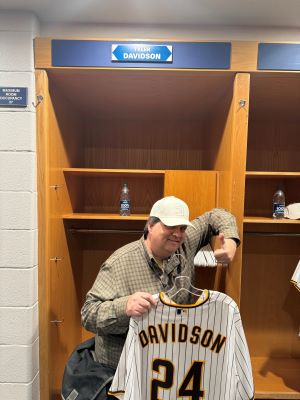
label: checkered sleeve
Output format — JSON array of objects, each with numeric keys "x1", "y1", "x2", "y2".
[
  {"x1": 81, "y1": 239, "x2": 162, "y2": 340},
  {"x1": 81, "y1": 261, "x2": 131, "y2": 335},
  {"x1": 187, "y1": 208, "x2": 240, "y2": 255}
]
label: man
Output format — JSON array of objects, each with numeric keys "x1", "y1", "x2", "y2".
[{"x1": 81, "y1": 196, "x2": 239, "y2": 377}]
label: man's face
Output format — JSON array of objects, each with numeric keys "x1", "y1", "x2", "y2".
[{"x1": 147, "y1": 221, "x2": 187, "y2": 259}]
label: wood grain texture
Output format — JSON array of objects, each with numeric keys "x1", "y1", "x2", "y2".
[
  {"x1": 247, "y1": 73, "x2": 300, "y2": 172},
  {"x1": 36, "y1": 69, "x2": 84, "y2": 399},
  {"x1": 252, "y1": 357, "x2": 300, "y2": 399},
  {"x1": 212, "y1": 73, "x2": 250, "y2": 304},
  {"x1": 36, "y1": 70, "x2": 51, "y2": 400},
  {"x1": 244, "y1": 177, "x2": 300, "y2": 218},
  {"x1": 231, "y1": 41, "x2": 258, "y2": 72},
  {"x1": 34, "y1": 38, "x2": 51, "y2": 68},
  {"x1": 241, "y1": 235, "x2": 300, "y2": 359},
  {"x1": 164, "y1": 170, "x2": 218, "y2": 219}
]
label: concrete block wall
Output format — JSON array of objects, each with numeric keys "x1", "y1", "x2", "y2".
[{"x1": 0, "y1": 11, "x2": 40, "y2": 400}]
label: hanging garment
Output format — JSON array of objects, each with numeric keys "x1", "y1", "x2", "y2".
[
  {"x1": 291, "y1": 259, "x2": 300, "y2": 292},
  {"x1": 108, "y1": 290, "x2": 254, "y2": 400},
  {"x1": 194, "y1": 243, "x2": 218, "y2": 267}
]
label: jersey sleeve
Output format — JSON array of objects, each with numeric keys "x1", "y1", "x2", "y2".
[
  {"x1": 291, "y1": 260, "x2": 300, "y2": 292},
  {"x1": 234, "y1": 310, "x2": 255, "y2": 399},
  {"x1": 107, "y1": 319, "x2": 138, "y2": 399}
]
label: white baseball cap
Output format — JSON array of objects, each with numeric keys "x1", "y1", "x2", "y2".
[
  {"x1": 150, "y1": 196, "x2": 195, "y2": 228},
  {"x1": 284, "y1": 203, "x2": 300, "y2": 220}
]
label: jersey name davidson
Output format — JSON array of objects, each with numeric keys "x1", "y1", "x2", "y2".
[{"x1": 139, "y1": 323, "x2": 227, "y2": 354}]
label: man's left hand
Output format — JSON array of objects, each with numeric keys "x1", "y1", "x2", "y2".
[{"x1": 213, "y1": 233, "x2": 237, "y2": 264}]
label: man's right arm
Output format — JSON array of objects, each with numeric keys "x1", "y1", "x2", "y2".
[
  {"x1": 81, "y1": 263, "x2": 131, "y2": 335},
  {"x1": 81, "y1": 263, "x2": 157, "y2": 334}
]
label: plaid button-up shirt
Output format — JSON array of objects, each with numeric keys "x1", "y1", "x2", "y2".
[{"x1": 81, "y1": 208, "x2": 239, "y2": 368}]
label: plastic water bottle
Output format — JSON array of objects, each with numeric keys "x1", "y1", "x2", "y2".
[
  {"x1": 120, "y1": 182, "x2": 130, "y2": 216},
  {"x1": 272, "y1": 188, "x2": 285, "y2": 219}
]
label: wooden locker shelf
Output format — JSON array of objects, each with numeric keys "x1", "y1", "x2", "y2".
[
  {"x1": 243, "y1": 217, "x2": 300, "y2": 224},
  {"x1": 62, "y1": 168, "x2": 165, "y2": 216},
  {"x1": 244, "y1": 171, "x2": 300, "y2": 222},
  {"x1": 62, "y1": 212, "x2": 149, "y2": 220},
  {"x1": 63, "y1": 167, "x2": 165, "y2": 177},
  {"x1": 246, "y1": 172, "x2": 300, "y2": 178},
  {"x1": 253, "y1": 357, "x2": 300, "y2": 399}
]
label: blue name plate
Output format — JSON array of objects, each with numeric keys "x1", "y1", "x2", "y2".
[
  {"x1": 0, "y1": 87, "x2": 27, "y2": 107},
  {"x1": 258, "y1": 43, "x2": 300, "y2": 71},
  {"x1": 52, "y1": 40, "x2": 231, "y2": 70},
  {"x1": 111, "y1": 44, "x2": 172, "y2": 63}
]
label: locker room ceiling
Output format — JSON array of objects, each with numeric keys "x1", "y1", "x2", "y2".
[{"x1": 0, "y1": 0, "x2": 299, "y2": 28}]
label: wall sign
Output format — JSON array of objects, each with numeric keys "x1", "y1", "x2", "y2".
[
  {"x1": 258, "y1": 43, "x2": 300, "y2": 71},
  {"x1": 111, "y1": 44, "x2": 173, "y2": 63},
  {"x1": 52, "y1": 40, "x2": 231, "y2": 70},
  {"x1": 0, "y1": 87, "x2": 27, "y2": 107}
]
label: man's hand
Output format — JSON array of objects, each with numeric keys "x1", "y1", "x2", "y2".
[
  {"x1": 126, "y1": 292, "x2": 157, "y2": 317},
  {"x1": 213, "y1": 233, "x2": 237, "y2": 264}
]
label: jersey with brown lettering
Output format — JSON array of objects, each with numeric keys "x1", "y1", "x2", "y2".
[{"x1": 108, "y1": 290, "x2": 254, "y2": 400}]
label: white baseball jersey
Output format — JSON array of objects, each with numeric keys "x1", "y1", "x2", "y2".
[
  {"x1": 194, "y1": 244, "x2": 218, "y2": 267},
  {"x1": 108, "y1": 290, "x2": 254, "y2": 400},
  {"x1": 291, "y1": 260, "x2": 300, "y2": 292}
]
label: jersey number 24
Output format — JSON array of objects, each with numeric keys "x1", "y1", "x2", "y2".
[{"x1": 151, "y1": 358, "x2": 205, "y2": 400}]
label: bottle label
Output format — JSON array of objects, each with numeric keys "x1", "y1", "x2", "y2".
[
  {"x1": 273, "y1": 203, "x2": 285, "y2": 217},
  {"x1": 120, "y1": 200, "x2": 130, "y2": 212}
]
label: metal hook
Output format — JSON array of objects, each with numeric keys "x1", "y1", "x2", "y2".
[
  {"x1": 50, "y1": 256, "x2": 63, "y2": 262},
  {"x1": 50, "y1": 319, "x2": 64, "y2": 324},
  {"x1": 49, "y1": 184, "x2": 64, "y2": 190},
  {"x1": 32, "y1": 95, "x2": 43, "y2": 108}
]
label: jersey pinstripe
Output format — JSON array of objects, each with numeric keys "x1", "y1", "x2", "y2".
[
  {"x1": 194, "y1": 244, "x2": 217, "y2": 267},
  {"x1": 108, "y1": 290, "x2": 254, "y2": 400},
  {"x1": 291, "y1": 259, "x2": 300, "y2": 292}
]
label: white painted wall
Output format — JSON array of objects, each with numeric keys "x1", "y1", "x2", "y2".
[
  {"x1": 41, "y1": 22, "x2": 300, "y2": 41},
  {"x1": 0, "y1": 9, "x2": 300, "y2": 400},
  {"x1": 0, "y1": 11, "x2": 40, "y2": 400}
]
